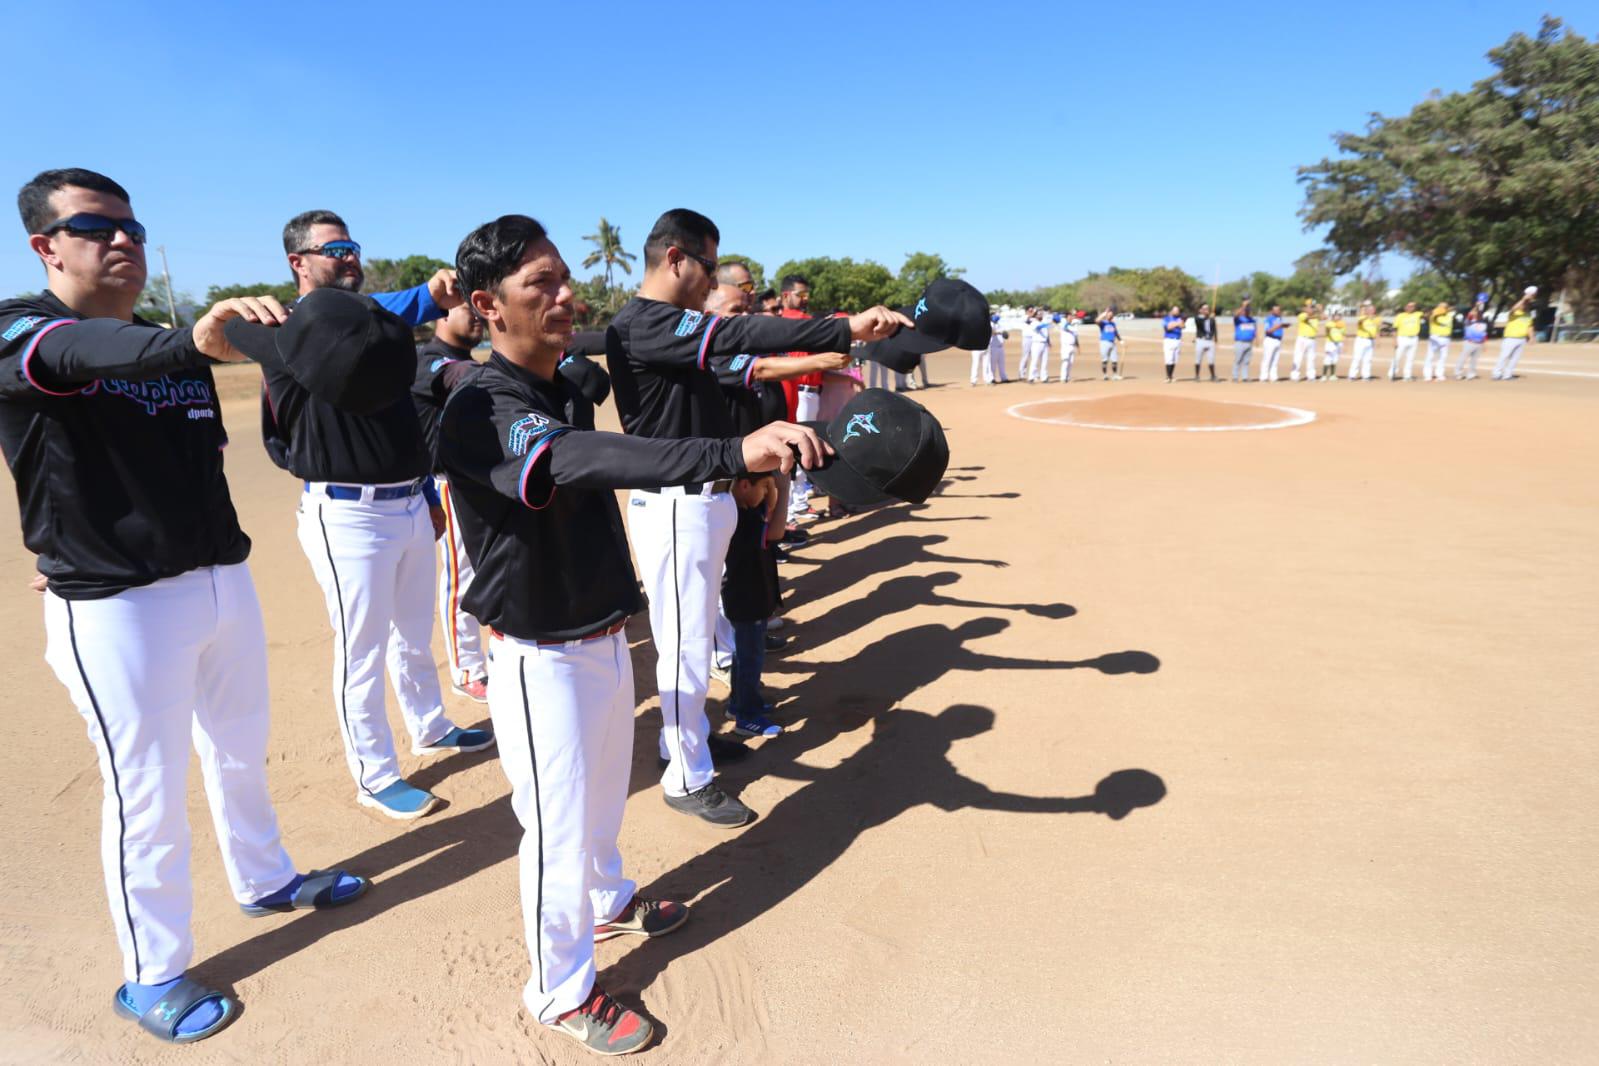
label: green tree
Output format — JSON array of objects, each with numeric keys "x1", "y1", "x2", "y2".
[
  {"x1": 891, "y1": 252, "x2": 964, "y2": 306},
  {"x1": 772, "y1": 256, "x2": 898, "y2": 313},
  {"x1": 1298, "y1": 17, "x2": 1599, "y2": 320},
  {"x1": 581, "y1": 217, "x2": 637, "y2": 292},
  {"x1": 204, "y1": 280, "x2": 300, "y2": 306},
  {"x1": 1132, "y1": 266, "x2": 1203, "y2": 315},
  {"x1": 1395, "y1": 269, "x2": 1459, "y2": 308},
  {"x1": 717, "y1": 253, "x2": 766, "y2": 290},
  {"x1": 1078, "y1": 276, "x2": 1137, "y2": 313},
  {"x1": 362, "y1": 255, "x2": 451, "y2": 295}
]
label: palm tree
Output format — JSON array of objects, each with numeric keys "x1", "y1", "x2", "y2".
[{"x1": 581, "y1": 217, "x2": 637, "y2": 295}]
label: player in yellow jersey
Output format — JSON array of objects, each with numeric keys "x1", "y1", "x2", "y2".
[
  {"x1": 1423, "y1": 301, "x2": 1455, "y2": 381},
  {"x1": 1492, "y1": 288, "x2": 1537, "y2": 380},
  {"x1": 1390, "y1": 301, "x2": 1422, "y2": 380},
  {"x1": 1349, "y1": 302, "x2": 1380, "y2": 379},
  {"x1": 1290, "y1": 299, "x2": 1320, "y2": 381},
  {"x1": 1320, "y1": 312, "x2": 1345, "y2": 380}
]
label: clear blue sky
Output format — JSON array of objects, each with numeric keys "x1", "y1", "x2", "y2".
[{"x1": 0, "y1": 0, "x2": 1569, "y2": 300}]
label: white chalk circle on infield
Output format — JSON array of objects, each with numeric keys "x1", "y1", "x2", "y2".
[{"x1": 1005, "y1": 394, "x2": 1317, "y2": 433}]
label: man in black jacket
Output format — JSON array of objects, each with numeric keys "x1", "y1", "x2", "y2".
[{"x1": 438, "y1": 213, "x2": 829, "y2": 1056}]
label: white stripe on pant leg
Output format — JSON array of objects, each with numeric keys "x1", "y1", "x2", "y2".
[
  {"x1": 44, "y1": 578, "x2": 215, "y2": 985},
  {"x1": 386, "y1": 497, "x2": 452, "y2": 748},
  {"x1": 489, "y1": 633, "x2": 638, "y2": 1024},
  {"x1": 191, "y1": 564, "x2": 297, "y2": 903},
  {"x1": 296, "y1": 497, "x2": 407, "y2": 795},
  {"x1": 438, "y1": 481, "x2": 486, "y2": 685}
]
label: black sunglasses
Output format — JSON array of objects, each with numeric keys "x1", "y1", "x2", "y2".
[
  {"x1": 674, "y1": 247, "x2": 717, "y2": 275},
  {"x1": 41, "y1": 213, "x2": 147, "y2": 245}
]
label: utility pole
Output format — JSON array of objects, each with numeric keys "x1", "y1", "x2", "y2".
[
  {"x1": 157, "y1": 245, "x2": 178, "y2": 326},
  {"x1": 1212, "y1": 262, "x2": 1220, "y2": 310}
]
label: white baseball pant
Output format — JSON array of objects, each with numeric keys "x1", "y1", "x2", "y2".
[
  {"x1": 438, "y1": 477, "x2": 487, "y2": 687},
  {"x1": 43, "y1": 565, "x2": 298, "y2": 984},
  {"x1": 1260, "y1": 337, "x2": 1283, "y2": 380},
  {"x1": 1391, "y1": 336, "x2": 1419, "y2": 379},
  {"x1": 297, "y1": 487, "x2": 455, "y2": 796},
  {"x1": 866, "y1": 358, "x2": 891, "y2": 389},
  {"x1": 627, "y1": 488, "x2": 738, "y2": 797},
  {"x1": 488, "y1": 629, "x2": 636, "y2": 1024},
  {"x1": 1350, "y1": 337, "x2": 1375, "y2": 378},
  {"x1": 1455, "y1": 340, "x2": 1483, "y2": 377},
  {"x1": 1031, "y1": 342, "x2": 1049, "y2": 381},
  {"x1": 1322, "y1": 340, "x2": 1342, "y2": 375},
  {"x1": 1098, "y1": 338, "x2": 1117, "y2": 370},
  {"x1": 1016, "y1": 333, "x2": 1035, "y2": 381},
  {"x1": 1162, "y1": 338, "x2": 1181, "y2": 366},
  {"x1": 1290, "y1": 336, "x2": 1315, "y2": 379},
  {"x1": 988, "y1": 338, "x2": 1008, "y2": 382},
  {"x1": 1195, "y1": 338, "x2": 1216, "y2": 369},
  {"x1": 1423, "y1": 336, "x2": 1450, "y2": 380},
  {"x1": 1492, "y1": 337, "x2": 1527, "y2": 378},
  {"x1": 969, "y1": 349, "x2": 990, "y2": 384},
  {"x1": 1059, "y1": 338, "x2": 1077, "y2": 381}
]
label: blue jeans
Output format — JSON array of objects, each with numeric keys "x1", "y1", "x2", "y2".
[{"x1": 729, "y1": 619, "x2": 767, "y2": 718}]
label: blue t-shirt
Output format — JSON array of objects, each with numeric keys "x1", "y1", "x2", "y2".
[
  {"x1": 1265, "y1": 314, "x2": 1285, "y2": 338},
  {"x1": 1464, "y1": 321, "x2": 1488, "y2": 343},
  {"x1": 1098, "y1": 321, "x2": 1119, "y2": 341},
  {"x1": 1234, "y1": 314, "x2": 1256, "y2": 341},
  {"x1": 1163, "y1": 315, "x2": 1183, "y2": 340}
]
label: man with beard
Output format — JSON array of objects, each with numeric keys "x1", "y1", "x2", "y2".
[{"x1": 263, "y1": 210, "x2": 492, "y2": 821}]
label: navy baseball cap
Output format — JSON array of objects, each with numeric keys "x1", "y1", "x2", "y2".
[
  {"x1": 802, "y1": 388, "x2": 949, "y2": 507},
  {"x1": 225, "y1": 288, "x2": 413, "y2": 414},
  {"x1": 858, "y1": 279, "x2": 993, "y2": 372}
]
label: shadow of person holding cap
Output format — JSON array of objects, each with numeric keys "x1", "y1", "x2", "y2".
[
  {"x1": 603, "y1": 703, "x2": 1164, "y2": 1000},
  {"x1": 802, "y1": 503, "x2": 990, "y2": 549}
]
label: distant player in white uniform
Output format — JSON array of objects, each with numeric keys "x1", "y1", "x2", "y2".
[
  {"x1": 1455, "y1": 307, "x2": 1487, "y2": 379},
  {"x1": 1016, "y1": 308, "x2": 1036, "y2": 381},
  {"x1": 1057, "y1": 313, "x2": 1079, "y2": 382},
  {"x1": 987, "y1": 315, "x2": 1008, "y2": 383},
  {"x1": 1029, "y1": 312, "x2": 1051, "y2": 382}
]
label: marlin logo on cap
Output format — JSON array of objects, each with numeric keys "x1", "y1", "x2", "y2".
[
  {"x1": 914, "y1": 298, "x2": 928, "y2": 320},
  {"x1": 842, "y1": 412, "x2": 879, "y2": 442}
]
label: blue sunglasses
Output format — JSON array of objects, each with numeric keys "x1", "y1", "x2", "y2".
[{"x1": 41, "y1": 213, "x2": 147, "y2": 245}]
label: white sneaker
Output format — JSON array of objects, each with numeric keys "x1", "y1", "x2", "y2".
[{"x1": 709, "y1": 661, "x2": 731, "y2": 687}]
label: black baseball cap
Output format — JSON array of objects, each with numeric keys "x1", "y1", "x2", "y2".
[
  {"x1": 224, "y1": 288, "x2": 414, "y2": 414},
  {"x1": 857, "y1": 279, "x2": 991, "y2": 372},
  {"x1": 802, "y1": 388, "x2": 949, "y2": 507}
]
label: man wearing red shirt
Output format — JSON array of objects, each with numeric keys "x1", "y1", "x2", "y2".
[{"x1": 777, "y1": 274, "x2": 823, "y2": 523}]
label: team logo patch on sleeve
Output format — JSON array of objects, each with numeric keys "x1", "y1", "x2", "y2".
[
  {"x1": 730, "y1": 354, "x2": 752, "y2": 372},
  {"x1": 2, "y1": 316, "x2": 44, "y2": 342},
  {"x1": 842, "y1": 412, "x2": 880, "y2": 442},
  {"x1": 674, "y1": 309, "x2": 704, "y2": 337},
  {"x1": 507, "y1": 411, "x2": 553, "y2": 455}
]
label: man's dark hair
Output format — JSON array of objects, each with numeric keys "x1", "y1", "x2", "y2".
[
  {"x1": 780, "y1": 274, "x2": 809, "y2": 292},
  {"x1": 643, "y1": 208, "x2": 719, "y2": 270},
  {"x1": 282, "y1": 210, "x2": 347, "y2": 256},
  {"x1": 456, "y1": 214, "x2": 550, "y2": 301},
  {"x1": 755, "y1": 288, "x2": 776, "y2": 304},
  {"x1": 18, "y1": 168, "x2": 131, "y2": 234}
]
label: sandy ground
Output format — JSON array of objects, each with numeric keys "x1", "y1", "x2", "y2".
[{"x1": 2, "y1": 332, "x2": 1597, "y2": 1064}]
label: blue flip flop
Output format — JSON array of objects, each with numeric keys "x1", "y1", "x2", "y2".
[
  {"x1": 112, "y1": 978, "x2": 235, "y2": 1044},
  {"x1": 239, "y1": 868, "x2": 369, "y2": 918}
]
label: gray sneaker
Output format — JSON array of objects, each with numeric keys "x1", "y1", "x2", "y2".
[
  {"x1": 551, "y1": 986, "x2": 653, "y2": 1056},
  {"x1": 664, "y1": 783, "x2": 753, "y2": 828}
]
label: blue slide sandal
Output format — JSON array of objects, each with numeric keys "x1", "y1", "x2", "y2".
[
  {"x1": 239, "y1": 868, "x2": 369, "y2": 917},
  {"x1": 112, "y1": 977, "x2": 236, "y2": 1044}
]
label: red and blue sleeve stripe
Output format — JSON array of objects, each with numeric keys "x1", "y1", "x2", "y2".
[
  {"x1": 517, "y1": 427, "x2": 570, "y2": 510},
  {"x1": 696, "y1": 314, "x2": 723, "y2": 370}
]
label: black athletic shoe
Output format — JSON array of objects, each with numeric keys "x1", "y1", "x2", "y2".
[
  {"x1": 664, "y1": 783, "x2": 754, "y2": 828},
  {"x1": 764, "y1": 630, "x2": 788, "y2": 652}
]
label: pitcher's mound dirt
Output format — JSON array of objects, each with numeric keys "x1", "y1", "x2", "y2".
[{"x1": 1012, "y1": 393, "x2": 1312, "y2": 430}]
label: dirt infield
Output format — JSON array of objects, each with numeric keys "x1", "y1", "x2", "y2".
[{"x1": 2, "y1": 336, "x2": 1596, "y2": 1064}]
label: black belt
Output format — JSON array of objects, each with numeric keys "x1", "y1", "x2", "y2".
[{"x1": 640, "y1": 479, "x2": 736, "y2": 496}]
